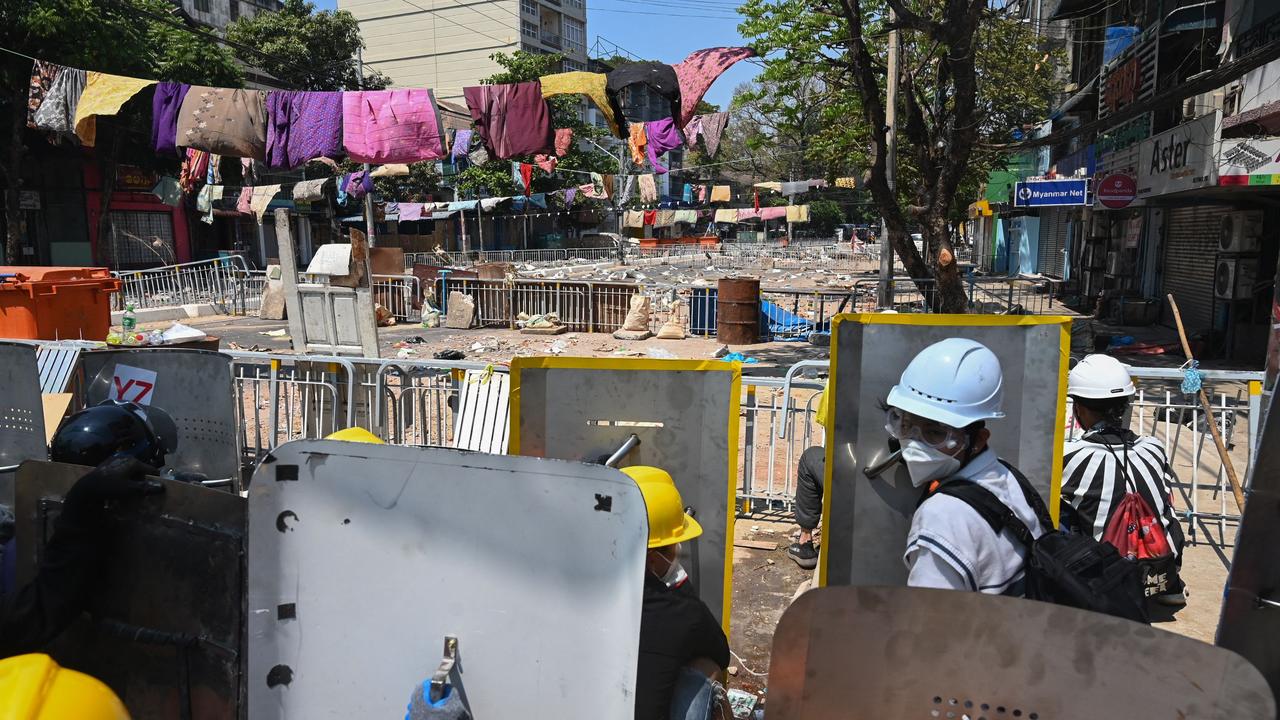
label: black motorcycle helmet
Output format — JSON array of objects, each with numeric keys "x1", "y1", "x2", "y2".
[{"x1": 49, "y1": 400, "x2": 178, "y2": 468}]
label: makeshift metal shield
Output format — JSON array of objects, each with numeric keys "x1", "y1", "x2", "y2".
[
  {"x1": 1219, "y1": 387, "x2": 1280, "y2": 699},
  {"x1": 247, "y1": 441, "x2": 648, "y2": 719},
  {"x1": 0, "y1": 342, "x2": 47, "y2": 503},
  {"x1": 78, "y1": 348, "x2": 238, "y2": 482},
  {"x1": 14, "y1": 461, "x2": 246, "y2": 719},
  {"x1": 768, "y1": 586, "x2": 1275, "y2": 719},
  {"x1": 821, "y1": 314, "x2": 1071, "y2": 586},
  {"x1": 509, "y1": 357, "x2": 741, "y2": 628}
]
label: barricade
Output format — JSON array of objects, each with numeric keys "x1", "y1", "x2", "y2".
[{"x1": 112, "y1": 255, "x2": 252, "y2": 314}]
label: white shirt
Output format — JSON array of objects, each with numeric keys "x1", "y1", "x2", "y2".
[{"x1": 904, "y1": 448, "x2": 1049, "y2": 595}]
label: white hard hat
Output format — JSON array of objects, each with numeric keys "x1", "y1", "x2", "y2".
[
  {"x1": 1067, "y1": 354, "x2": 1135, "y2": 399},
  {"x1": 886, "y1": 338, "x2": 1005, "y2": 429}
]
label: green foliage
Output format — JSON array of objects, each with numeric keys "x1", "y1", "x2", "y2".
[
  {"x1": 808, "y1": 199, "x2": 845, "y2": 234},
  {"x1": 373, "y1": 163, "x2": 442, "y2": 203},
  {"x1": 226, "y1": 0, "x2": 386, "y2": 90}
]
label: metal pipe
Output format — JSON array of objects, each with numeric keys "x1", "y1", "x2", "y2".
[{"x1": 604, "y1": 433, "x2": 640, "y2": 468}]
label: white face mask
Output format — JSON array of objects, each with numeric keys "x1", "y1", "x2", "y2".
[
  {"x1": 651, "y1": 547, "x2": 689, "y2": 588},
  {"x1": 901, "y1": 438, "x2": 963, "y2": 487}
]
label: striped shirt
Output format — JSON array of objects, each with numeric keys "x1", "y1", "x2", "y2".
[{"x1": 1061, "y1": 430, "x2": 1185, "y2": 558}]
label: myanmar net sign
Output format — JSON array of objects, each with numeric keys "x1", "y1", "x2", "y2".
[{"x1": 1013, "y1": 178, "x2": 1090, "y2": 207}]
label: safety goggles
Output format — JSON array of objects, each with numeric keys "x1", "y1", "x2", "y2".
[{"x1": 884, "y1": 407, "x2": 969, "y2": 452}]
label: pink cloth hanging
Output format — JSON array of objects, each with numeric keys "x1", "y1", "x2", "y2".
[
  {"x1": 343, "y1": 89, "x2": 446, "y2": 164},
  {"x1": 673, "y1": 47, "x2": 756, "y2": 127}
]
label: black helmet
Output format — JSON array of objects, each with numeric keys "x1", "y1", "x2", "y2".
[{"x1": 49, "y1": 401, "x2": 178, "y2": 468}]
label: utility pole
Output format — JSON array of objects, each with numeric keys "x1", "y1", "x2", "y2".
[
  {"x1": 877, "y1": 11, "x2": 900, "y2": 307},
  {"x1": 356, "y1": 48, "x2": 376, "y2": 247}
]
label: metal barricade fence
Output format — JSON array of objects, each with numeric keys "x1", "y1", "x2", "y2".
[
  {"x1": 113, "y1": 256, "x2": 252, "y2": 313},
  {"x1": 739, "y1": 376, "x2": 825, "y2": 513}
]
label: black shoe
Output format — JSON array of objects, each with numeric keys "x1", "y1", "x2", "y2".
[{"x1": 787, "y1": 541, "x2": 818, "y2": 569}]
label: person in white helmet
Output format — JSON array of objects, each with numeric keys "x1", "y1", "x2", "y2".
[
  {"x1": 889, "y1": 338, "x2": 1051, "y2": 594},
  {"x1": 1062, "y1": 354, "x2": 1187, "y2": 606}
]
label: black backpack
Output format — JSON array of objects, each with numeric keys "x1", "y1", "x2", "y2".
[{"x1": 920, "y1": 461, "x2": 1149, "y2": 623}]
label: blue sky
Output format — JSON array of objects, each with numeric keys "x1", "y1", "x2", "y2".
[{"x1": 313, "y1": 0, "x2": 760, "y2": 109}]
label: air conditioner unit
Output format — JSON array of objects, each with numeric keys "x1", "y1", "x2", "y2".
[
  {"x1": 1215, "y1": 256, "x2": 1258, "y2": 300},
  {"x1": 1220, "y1": 211, "x2": 1263, "y2": 253}
]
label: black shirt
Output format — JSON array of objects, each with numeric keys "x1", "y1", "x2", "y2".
[{"x1": 636, "y1": 573, "x2": 730, "y2": 720}]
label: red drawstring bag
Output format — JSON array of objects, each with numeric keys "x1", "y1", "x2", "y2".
[{"x1": 1102, "y1": 492, "x2": 1177, "y2": 598}]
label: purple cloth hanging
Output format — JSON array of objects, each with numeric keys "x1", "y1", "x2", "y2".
[
  {"x1": 265, "y1": 91, "x2": 344, "y2": 170},
  {"x1": 564, "y1": 187, "x2": 577, "y2": 205},
  {"x1": 644, "y1": 118, "x2": 683, "y2": 175},
  {"x1": 451, "y1": 129, "x2": 473, "y2": 162},
  {"x1": 152, "y1": 82, "x2": 190, "y2": 156}
]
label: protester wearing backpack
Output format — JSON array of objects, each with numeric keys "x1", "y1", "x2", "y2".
[
  {"x1": 889, "y1": 338, "x2": 1051, "y2": 595},
  {"x1": 1062, "y1": 354, "x2": 1187, "y2": 607}
]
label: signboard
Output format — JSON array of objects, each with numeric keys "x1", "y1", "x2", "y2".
[
  {"x1": 110, "y1": 364, "x2": 157, "y2": 405},
  {"x1": 1136, "y1": 111, "x2": 1220, "y2": 199},
  {"x1": 1013, "y1": 178, "x2": 1090, "y2": 207},
  {"x1": 1104, "y1": 56, "x2": 1141, "y2": 114},
  {"x1": 116, "y1": 165, "x2": 159, "y2": 191},
  {"x1": 1097, "y1": 173, "x2": 1137, "y2": 208},
  {"x1": 1219, "y1": 137, "x2": 1280, "y2": 186}
]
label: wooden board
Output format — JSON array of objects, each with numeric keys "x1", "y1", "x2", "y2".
[{"x1": 41, "y1": 393, "x2": 73, "y2": 443}]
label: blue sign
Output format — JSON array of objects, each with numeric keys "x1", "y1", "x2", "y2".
[{"x1": 1013, "y1": 179, "x2": 1090, "y2": 207}]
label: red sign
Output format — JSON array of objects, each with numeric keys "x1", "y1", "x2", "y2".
[
  {"x1": 1105, "y1": 56, "x2": 1141, "y2": 114},
  {"x1": 1097, "y1": 173, "x2": 1137, "y2": 208}
]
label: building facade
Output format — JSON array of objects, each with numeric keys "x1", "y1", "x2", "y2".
[{"x1": 341, "y1": 0, "x2": 588, "y2": 102}]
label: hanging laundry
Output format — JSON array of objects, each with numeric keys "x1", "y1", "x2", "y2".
[
  {"x1": 250, "y1": 185, "x2": 282, "y2": 223},
  {"x1": 398, "y1": 203, "x2": 424, "y2": 221},
  {"x1": 737, "y1": 208, "x2": 761, "y2": 220},
  {"x1": 74, "y1": 72, "x2": 156, "y2": 147},
  {"x1": 241, "y1": 157, "x2": 258, "y2": 186},
  {"x1": 644, "y1": 118, "x2": 683, "y2": 174},
  {"x1": 448, "y1": 200, "x2": 478, "y2": 212},
  {"x1": 343, "y1": 171, "x2": 371, "y2": 200},
  {"x1": 624, "y1": 210, "x2": 645, "y2": 228},
  {"x1": 754, "y1": 182, "x2": 782, "y2": 193},
  {"x1": 786, "y1": 205, "x2": 811, "y2": 223},
  {"x1": 710, "y1": 185, "x2": 731, "y2": 203},
  {"x1": 236, "y1": 187, "x2": 253, "y2": 215},
  {"x1": 591, "y1": 172, "x2": 609, "y2": 199},
  {"x1": 682, "y1": 184, "x2": 693, "y2": 204},
  {"x1": 535, "y1": 154, "x2": 557, "y2": 174},
  {"x1": 638, "y1": 174, "x2": 658, "y2": 203},
  {"x1": 179, "y1": 150, "x2": 210, "y2": 194},
  {"x1": 371, "y1": 164, "x2": 410, "y2": 177},
  {"x1": 519, "y1": 162, "x2": 534, "y2": 196},
  {"x1": 781, "y1": 180, "x2": 808, "y2": 196},
  {"x1": 178, "y1": 87, "x2": 268, "y2": 159},
  {"x1": 808, "y1": 179, "x2": 829, "y2": 189},
  {"x1": 468, "y1": 148, "x2": 490, "y2": 166},
  {"x1": 480, "y1": 197, "x2": 508, "y2": 211},
  {"x1": 33, "y1": 67, "x2": 85, "y2": 137},
  {"x1": 197, "y1": 184, "x2": 223, "y2": 224},
  {"x1": 554, "y1": 128, "x2": 574, "y2": 157},
  {"x1": 697, "y1": 185, "x2": 707, "y2": 203},
  {"x1": 642, "y1": 210, "x2": 658, "y2": 226},
  {"x1": 684, "y1": 115, "x2": 703, "y2": 147},
  {"x1": 628, "y1": 124, "x2": 647, "y2": 165},
  {"x1": 714, "y1": 208, "x2": 738, "y2": 223},
  {"x1": 753, "y1": 190, "x2": 761, "y2": 211},
  {"x1": 541, "y1": 72, "x2": 621, "y2": 137},
  {"x1": 760, "y1": 206, "x2": 787, "y2": 221},
  {"x1": 605, "y1": 62, "x2": 681, "y2": 128},
  {"x1": 619, "y1": 175, "x2": 636, "y2": 203},
  {"x1": 563, "y1": 187, "x2": 577, "y2": 206},
  {"x1": 151, "y1": 177, "x2": 182, "y2": 207},
  {"x1": 528, "y1": 193, "x2": 547, "y2": 209},
  {"x1": 344, "y1": 89, "x2": 446, "y2": 164},
  {"x1": 578, "y1": 183, "x2": 604, "y2": 200},
  {"x1": 265, "y1": 90, "x2": 344, "y2": 170},
  {"x1": 150, "y1": 82, "x2": 191, "y2": 156},
  {"x1": 451, "y1": 128, "x2": 474, "y2": 162},
  {"x1": 206, "y1": 154, "x2": 222, "y2": 184},
  {"x1": 292, "y1": 178, "x2": 330, "y2": 201},
  {"x1": 835, "y1": 176, "x2": 859, "y2": 189},
  {"x1": 696, "y1": 112, "x2": 728, "y2": 156},
  {"x1": 673, "y1": 47, "x2": 756, "y2": 127},
  {"x1": 654, "y1": 210, "x2": 676, "y2": 228},
  {"x1": 674, "y1": 209, "x2": 698, "y2": 224},
  {"x1": 27, "y1": 61, "x2": 59, "y2": 128},
  {"x1": 464, "y1": 81, "x2": 552, "y2": 159}
]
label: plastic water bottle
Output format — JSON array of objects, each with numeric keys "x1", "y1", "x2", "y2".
[{"x1": 122, "y1": 303, "x2": 137, "y2": 333}]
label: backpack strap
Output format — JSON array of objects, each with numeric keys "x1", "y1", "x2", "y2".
[
  {"x1": 997, "y1": 459, "x2": 1056, "y2": 532},
  {"x1": 921, "y1": 479, "x2": 1037, "y2": 549}
]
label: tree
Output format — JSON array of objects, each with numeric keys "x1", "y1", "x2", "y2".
[
  {"x1": 809, "y1": 199, "x2": 845, "y2": 235},
  {"x1": 739, "y1": 0, "x2": 1062, "y2": 310},
  {"x1": 1, "y1": 0, "x2": 241, "y2": 262},
  {"x1": 226, "y1": 0, "x2": 388, "y2": 91}
]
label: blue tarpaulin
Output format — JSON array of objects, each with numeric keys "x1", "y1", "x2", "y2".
[{"x1": 688, "y1": 288, "x2": 826, "y2": 340}]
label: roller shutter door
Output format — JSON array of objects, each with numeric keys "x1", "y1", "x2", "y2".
[
  {"x1": 1037, "y1": 208, "x2": 1068, "y2": 278},
  {"x1": 1161, "y1": 204, "x2": 1230, "y2": 333}
]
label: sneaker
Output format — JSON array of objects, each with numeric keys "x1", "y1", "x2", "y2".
[
  {"x1": 1152, "y1": 587, "x2": 1188, "y2": 607},
  {"x1": 787, "y1": 541, "x2": 818, "y2": 569}
]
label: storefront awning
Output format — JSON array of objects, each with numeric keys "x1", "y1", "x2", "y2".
[{"x1": 1163, "y1": 1, "x2": 1220, "y2": 33}]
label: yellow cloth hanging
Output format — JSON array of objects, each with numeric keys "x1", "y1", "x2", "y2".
[
  {"x1": 74, "y1": 72, "x2": 156, "y2": 147},
  {"x1": 714, "y1": 208, "x2": 738, "y2": 223},
  {"x1": 786, "y1": 205, "x2": 811, "y2": 223},
  {"x1": 541, "y1": 71, "x2": 621, "y2": 137},
  {"x1": 753, "y1": 181, "x2": 782, "y2": 193},
  {"x1": 835, "y1": 176, "x2": 859, "y2": 189},
  {"x1": 710, "y1": 185, "x2": 732, "y2": 203}
]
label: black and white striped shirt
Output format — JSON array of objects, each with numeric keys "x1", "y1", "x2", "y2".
[{"x1": 1061, "y1": 429, "x2": 1185, "y2": 558}]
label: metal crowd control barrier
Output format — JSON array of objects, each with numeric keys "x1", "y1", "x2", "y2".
[
  {"x1": 848, "y1": 277, "x2": 1065, "y2": 314},
  {"x1": 112, "y1": 255, "x2": 252, "y2": 314}
]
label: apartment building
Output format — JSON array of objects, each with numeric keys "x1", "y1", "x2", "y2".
[
  {"x1": 171, "y1": 0, "x2": 281, "y2": 29},
  {"x1": 340, "y1": 0, "x2": 588, "y2": 102}
]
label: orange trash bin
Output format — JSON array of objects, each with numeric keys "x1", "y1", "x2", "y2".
[{"x1": 0, "y1": 267, "x2": 120, "y2": 340}]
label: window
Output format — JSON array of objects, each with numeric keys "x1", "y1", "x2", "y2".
[
  {"x1": 563, "y1": 58, "x2": 586, "y2": 72},
  {"x1": 521, "y1": 20, "x2": 539, "y2": 38},
  {"x1": 229, "y1": 0, "x2": 239, "y2": 20},
  {"x1": 565, "y1": 0, "x2": 583, "y2": 10},
  {"x1": 194, "y1": 0, "x2": 210, "y2": 11},
  {"x1": 106, "y1": 211, "x2": 175, "y2": 269},
  {"x1": 520, "y1": 0, "x2": 537, "y2": 15},
  {"x1": 563, "y1": 17, "x2": 584, "y2": 55}
]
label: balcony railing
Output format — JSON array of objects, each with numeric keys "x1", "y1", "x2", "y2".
[{"x1": 541, "y1": 32, "x2": 561, "y2": 49}]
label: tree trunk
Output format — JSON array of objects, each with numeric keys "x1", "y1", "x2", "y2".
[
  {"x1": 2, "y1": 92, "x2": 26, "y2": 264},
  {"x1": 924, "y1": 216, "x2": 968, "y2": 313}
]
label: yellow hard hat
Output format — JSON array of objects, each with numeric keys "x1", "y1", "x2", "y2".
[
  {"x1": 324, "y1": 427, "x2": 385, "y2": 444},
  {"x1": 622, "y1": 466, "x2": 703, "y2": 549},
  {"x1": 0, "y1": 654, "x2": 129, "y2": 720}
]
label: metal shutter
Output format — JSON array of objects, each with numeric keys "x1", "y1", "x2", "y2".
[
  {"x1": 1161, "y1": 204, "x2": 1231, "y2": 333},
  {"x1": 1037, "y1": 208, "x2": 1068, "y2": 278}
]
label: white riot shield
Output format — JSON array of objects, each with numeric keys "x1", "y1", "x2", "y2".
[
  {"x1": 822, "y1": 314, "x2": 1072, "y2": 586},
  {"x1": 1219, "y1": 388, "x2": 1280, "y2": 699},
  {"x1": 247, "y1": 441, "x2": 647, "y2": 719},
  {"x1": 768, "y1": 586, "x2": 1275, "y2": 719},
  {"x1": 509, "y1": 357, "x2": 741, "y2": 628},
  {"x1": 0, "y1": 342, "x2": 46, "y2": 503}
]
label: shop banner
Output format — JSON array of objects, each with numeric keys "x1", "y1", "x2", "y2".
[
  {"x1": 1219, "y1": 136, "x2": 1280, "y2": 186},
  {"x1": 1136, "y1": 111, "x2": 1219, "y2": 199},
  {"x1": 1013, "y1": 178, "x2": 1090, "y2": 207}
]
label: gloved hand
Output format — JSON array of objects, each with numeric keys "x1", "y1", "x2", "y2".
[{"x1": 63, "y1": 455, "x2": 164, "y2": 514}]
